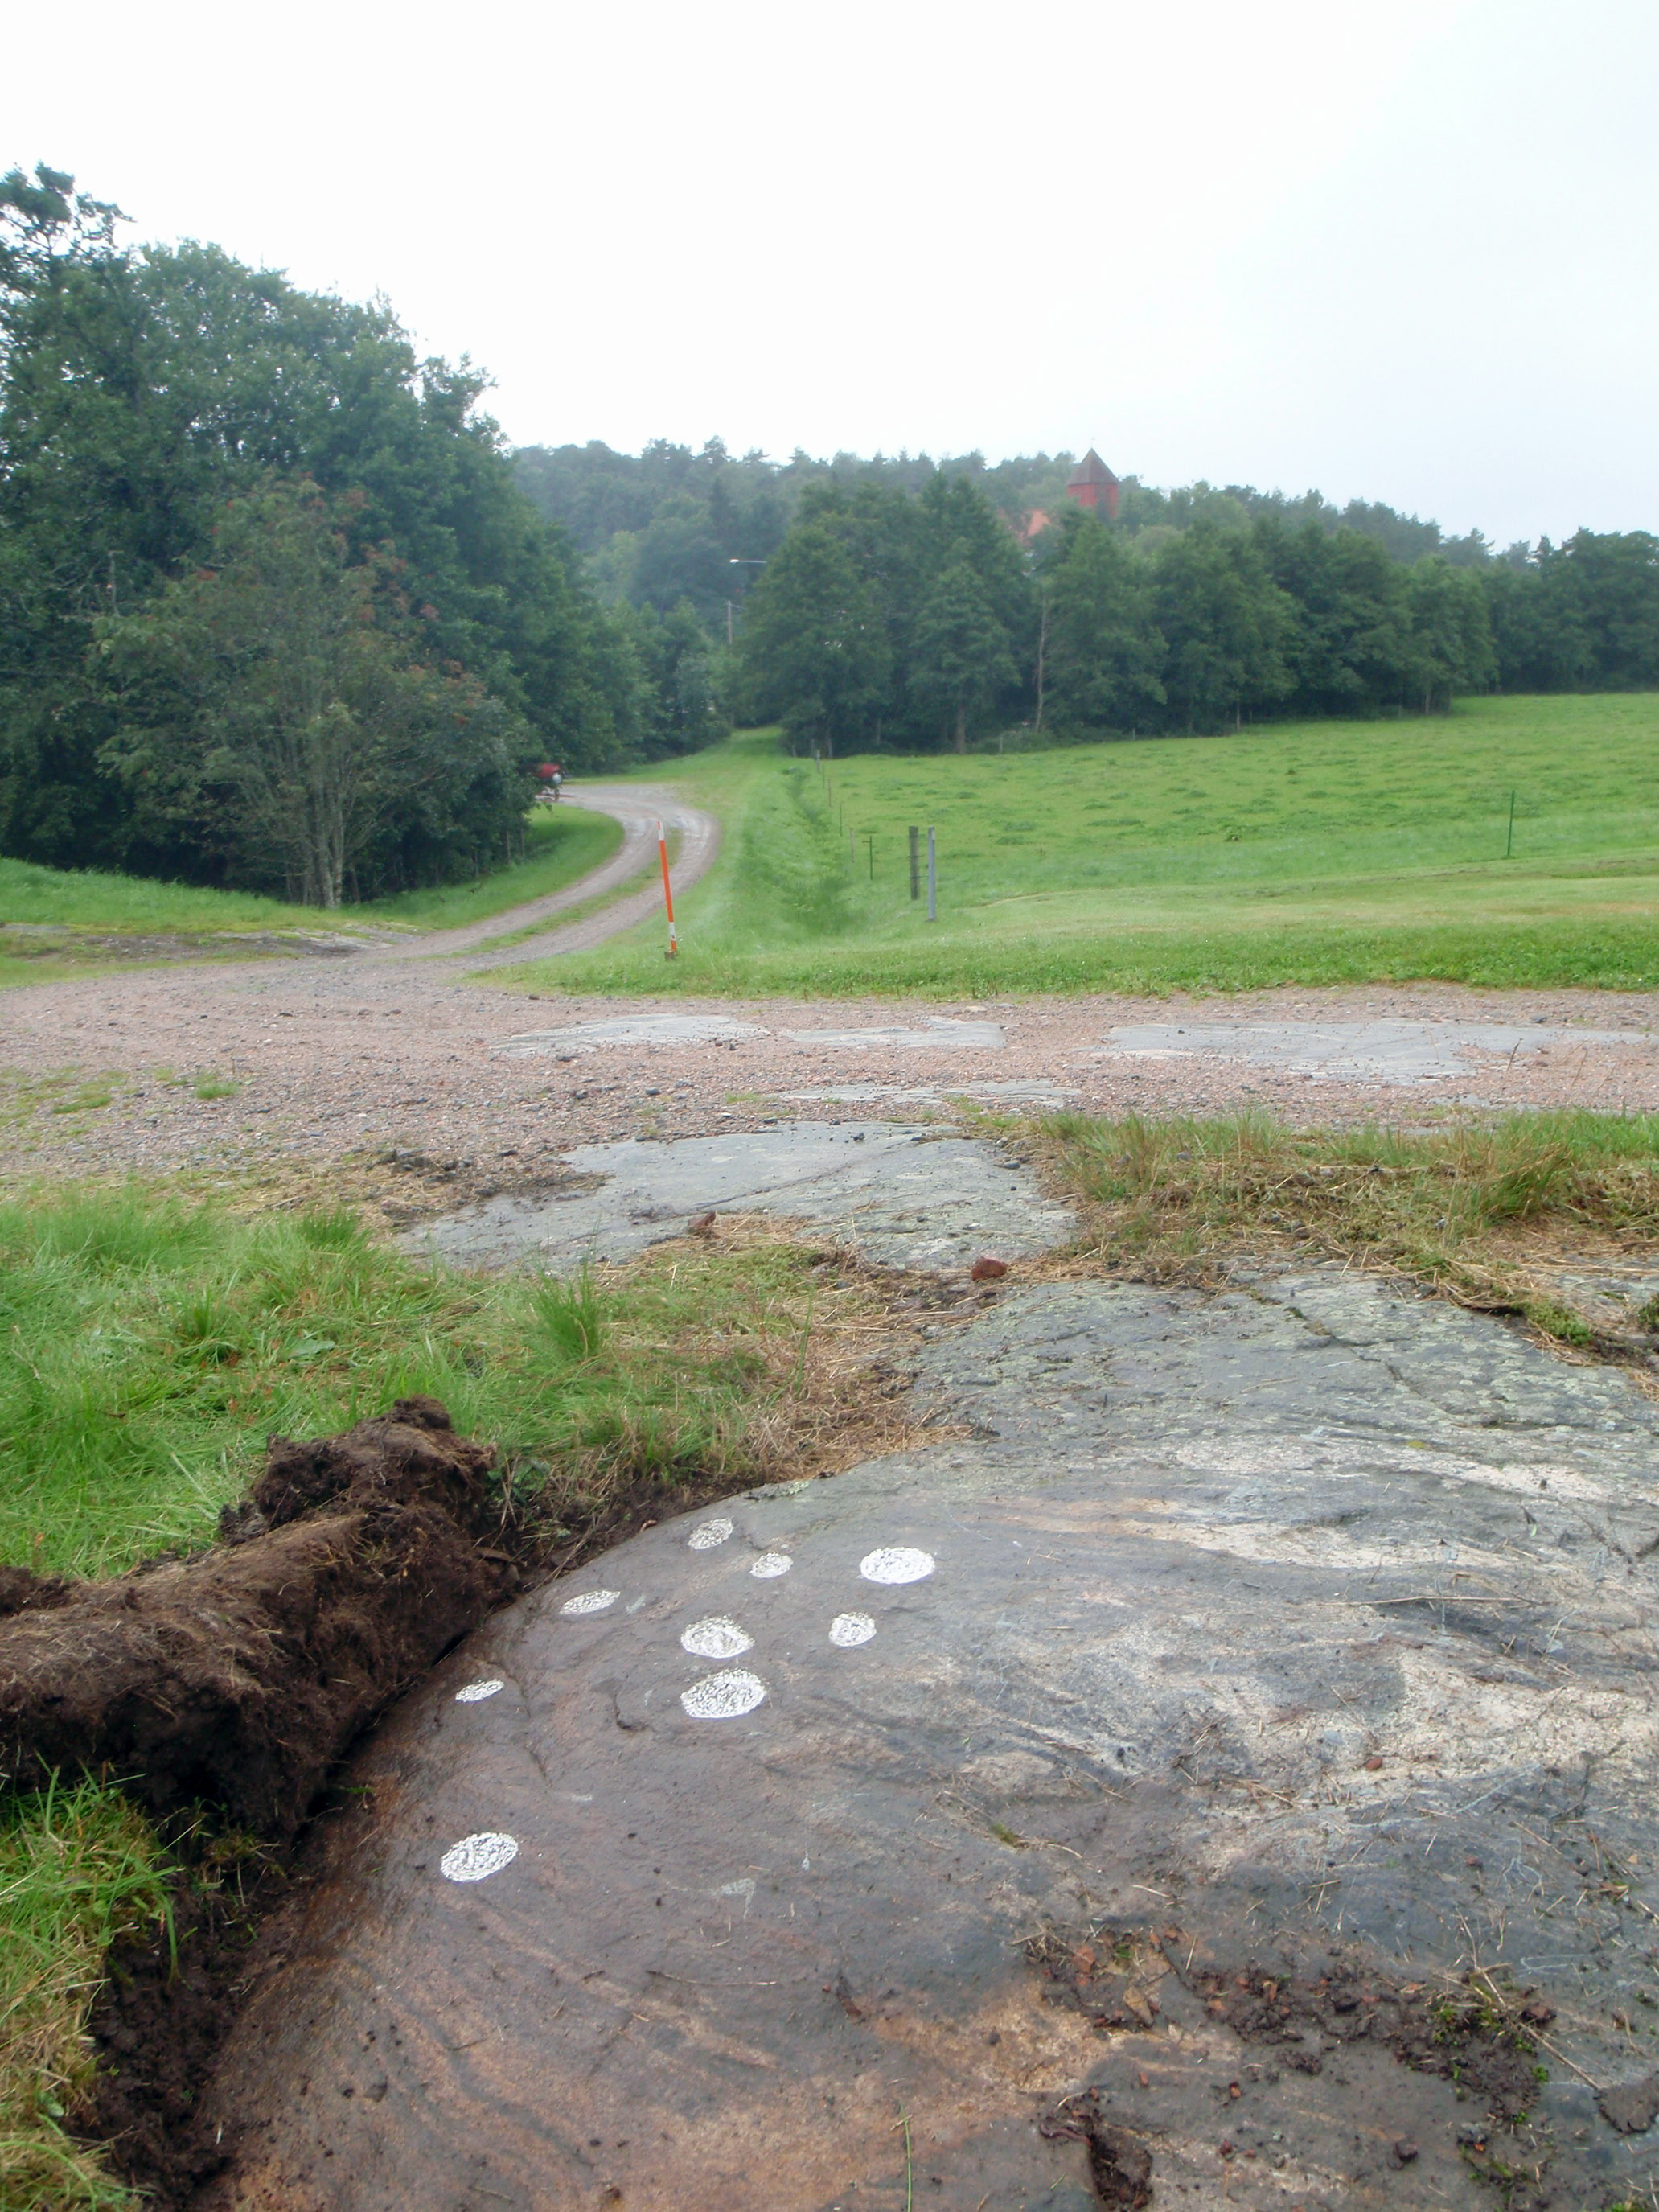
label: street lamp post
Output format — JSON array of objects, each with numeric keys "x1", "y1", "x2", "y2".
[{"x1": 726, "y1": 557, "x2": 766, "y2": 647}]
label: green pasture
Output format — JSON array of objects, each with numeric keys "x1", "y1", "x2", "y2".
[
  {"x1": 0, "y1": 804, "x2": 623, "y2": 987},
  {"x1": 500, "y1": 697, "x2": 1659, "y2": 997}
]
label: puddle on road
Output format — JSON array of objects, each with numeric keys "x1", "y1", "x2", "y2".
[{"x1": 403, "y1": 1119, "x2": 1076, "y2": 1273}]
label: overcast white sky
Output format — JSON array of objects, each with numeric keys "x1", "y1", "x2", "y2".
[{"x1": 6, "y1": 0, "x2": 1654, "y2": 546}]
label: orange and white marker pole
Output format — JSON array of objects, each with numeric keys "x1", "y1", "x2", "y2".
[{"x1": 658, "y1": 819, "x2": 678, "y2": 957}]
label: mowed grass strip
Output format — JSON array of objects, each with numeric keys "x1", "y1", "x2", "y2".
[
  {"x1": 503, "y1": 696, "x2": 1659, "y2": 997},
  {"x1": 1041, "y1": 1105, "x2": 1659, "y2": 1343},
  {"x1": 0, "y1": 804, "x2": 622, "y2": 981}
]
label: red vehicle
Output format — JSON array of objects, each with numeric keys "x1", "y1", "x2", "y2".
[{"x1": 534, "y1": 761, "x2": 565, "y2": 804}]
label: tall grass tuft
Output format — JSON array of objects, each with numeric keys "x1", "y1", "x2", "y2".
[{"x1": 1042, "y1": 1108, "x2": 1659, "y2": 1312}]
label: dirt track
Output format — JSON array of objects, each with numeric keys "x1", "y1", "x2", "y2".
[{"x1": 413, "y1": 784, "x2": 720, "y2": 963}]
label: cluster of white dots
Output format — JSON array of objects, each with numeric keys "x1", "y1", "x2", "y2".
[
  {"x1": 438, "y1": 1515, "x2": 934, "y2": 1881},
  {"x1": 673, "y1": 1517, "x2": 933, "y2": 1721}
]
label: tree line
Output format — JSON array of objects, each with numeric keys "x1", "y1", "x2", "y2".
[
  {"x1": 511, "y1": 438, "x2": 1520, "y2": 621},
  {"x1": 0, "y1": 167, "x2": 726, "y2": 906},
  {"x1": 732, "y1": 478, "x2": 1659, "y2": 754}
]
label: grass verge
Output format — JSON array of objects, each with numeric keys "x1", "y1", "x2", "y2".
[
  {"x1": 0, "y1": 805, "x2": 622, "y2": 980},
  {"x1": 0, "y1": 1187, "x2": 907, "y2": 1578},
  {"x1": 0, "y1": 1779, "x2": 172, "y2": 2210},
  {"x1": 1039, "y1": 1106, "x2": 1659, "y2": 1352}
]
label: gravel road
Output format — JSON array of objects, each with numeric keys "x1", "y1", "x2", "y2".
[{"x1": 6, "y1": 965, "x2": 1658, "y2": 1189}]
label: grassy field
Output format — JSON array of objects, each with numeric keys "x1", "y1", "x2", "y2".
[
  {"x1": 0, "y1": 804, "x2": 622, "y2": 988},
  {"x1": 500, "y1": 696, "x2": 1659, "y2": 997}
]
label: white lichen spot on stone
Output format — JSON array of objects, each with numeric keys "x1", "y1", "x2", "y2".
[
  {"x1": 680, "y1": 1668, "x2": 767, "y2": 1720},
  {"x1": 680, "y1": 1615, "x2": 754, "y2": 1659},
  {"x1": 454, "y1": 1678, "x2": 505, "y2": 1703},
  {"x1": 688, "y1": 1517, "x2": 734, "y2": 1551},
  {"x1": 860, "y1": 1546, "x2": 934, "y2": 1585},
  {"x1": 829, "y1": 1612, "x2": 877, "y2": 1647},
  {"x1": 750, "y1": 1552, "x2": 793, "y2": 1579},
  {"x1": 559, "y1": 1589, "x2": 620, "y2": 1616},
  {"x1": 439, "y1": 1832, "x2": 519, "y2": 1882}
]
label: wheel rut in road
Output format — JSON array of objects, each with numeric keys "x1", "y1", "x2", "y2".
[{"x1": 192, "y1": 1252, "x2": 1659, "y2": 2211}]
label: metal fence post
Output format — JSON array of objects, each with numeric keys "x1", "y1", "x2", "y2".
[{"x1": 926, "y1": 827, "x2": 936, "y2": 923}]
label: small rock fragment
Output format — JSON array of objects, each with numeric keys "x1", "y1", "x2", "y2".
[
  {"x1": 1598, "y1": 2071, "x2": 1659, "y2": 2135},
  {"x1": 970, "y1": 1255, "x2": 1008, "y2": 1281},
  {"x1": 688, "y1": 1211, "x2": 717, "y2": 1238}
]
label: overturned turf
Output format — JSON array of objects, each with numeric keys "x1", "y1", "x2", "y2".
[{"x1": 0, "y1": 1396, "x2": 520, "y2": 1841}]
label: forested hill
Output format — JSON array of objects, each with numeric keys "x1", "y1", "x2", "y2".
[
  {"x1": 515, "y1": 438, "x2": 1659, "y2": 751},
  {"x1": 0, "y1": 166, "x2": 726, "y2": 900},
  {"x1": 511, "y1": 437, "x2": 1499, "y2": 623}
]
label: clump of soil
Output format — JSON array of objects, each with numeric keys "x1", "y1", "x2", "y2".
[
  {"x1": 369, "y1": 1144, "x2": 607, "y2": 1222},
  {"x1": 1027, "y1": 1923, "x2": 1547, "y2": 2124},
  {"x1": 0, "y1": 1396, "x2": 521, "y2": 1839},
  {"x1": 0, "y1": 1397, "x2": 540, "y2": 2207},
  {"x1": 1193, "y1": 1959, "x2": 1550, "y2": 2119}
]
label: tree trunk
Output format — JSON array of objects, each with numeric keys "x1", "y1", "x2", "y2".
[
  {"x1": 1034, "y1": 595, "x2": 1050, "y2": 733},
  {"x1": 953, "y1": 705, "x2": 967, "y2": 755}
]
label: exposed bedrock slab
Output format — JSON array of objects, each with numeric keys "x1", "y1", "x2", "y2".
[
  {"x1": 1102, "y1": 1016, "x2": 1648, "y2": 1084},
  {"x1": 199, "y1": 1276, "x2": 1659, "y2": 2210},
  {"x1": 494, "y1": 1013, "x2": 767, "y2": 1056},
  {"x1": 404, "y1": 1120, "x2": 1076, "y2": 1273},
  {"x1": 496, "y1": 1015, "x2": 1006, "y2": 1058}
]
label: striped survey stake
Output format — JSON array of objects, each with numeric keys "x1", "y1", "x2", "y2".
[{"x1": 658, "y1": 819, "x2": 679, "y2": 956}]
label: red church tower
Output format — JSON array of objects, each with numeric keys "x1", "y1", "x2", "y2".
[{"x1": 1066, "y1": 448, "x2": 1119, "y2": 521}]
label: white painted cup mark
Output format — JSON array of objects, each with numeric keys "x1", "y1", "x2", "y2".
[
  {"x1": 559, "y1": 1589, "x2": 620, "y2": 1616},
  {"x1": 860, "y1": 1546, "x2": 934, "y2": 1585},
  {"x1": 454, "y1": 1678, "x2": 505, "y2": 1703},
  {"x1": 681, "y1": 1668, "x2": 767, "y2": 1720},
  {"x1": 750, "y1": 1552, "x2": 793, "y2": 1579},
  {"x1": 681, "y1": 1615, "x2": 754, "y2": 1660},
  {"x1": 829, "y1": 1612, "x2": 877, "y2": 1647},
  {"x1": 440, "y1": 1832, "x2": 519, "y2": 1882},
  {"x1": 688, "y1": 1518, "x2": 734, "y2": 1551}
]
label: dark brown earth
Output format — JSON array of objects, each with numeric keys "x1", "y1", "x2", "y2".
[
  {"x1": 0, "y1": 1398, "x2": 517, "y2": 1837},
  {"x1": 84, "y1": 1873, "x2": 259, "y2": 2206}
]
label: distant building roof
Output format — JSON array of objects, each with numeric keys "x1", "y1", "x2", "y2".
[{"x1": 1066, "y1": 449, "x2": 1119, "y2": 490}]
